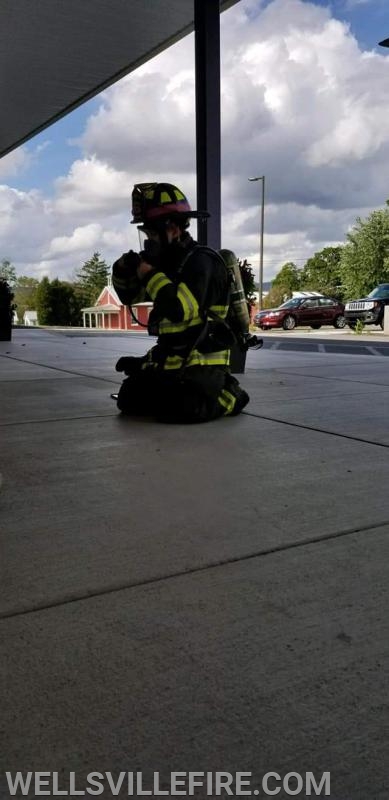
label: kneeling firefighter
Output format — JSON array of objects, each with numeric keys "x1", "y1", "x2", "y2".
[{"x1": 112, "y1": 182, "x2": 251, "y2": 423}]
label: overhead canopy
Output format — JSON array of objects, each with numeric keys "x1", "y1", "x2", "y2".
[{"x1": 0, "y1": 0, "x2": 238, "y2": 159}]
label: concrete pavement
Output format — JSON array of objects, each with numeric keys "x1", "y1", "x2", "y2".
[{"x1": 1, "y1": 328, "x2": 389, "y2": 799}]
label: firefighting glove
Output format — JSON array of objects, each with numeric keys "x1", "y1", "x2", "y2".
[
  {"x1": 112, "y1": 250, "x2": 141, "y2": 276},
  {"x1": 115, "y1": 356, "x2": 144, "y2": 375}
]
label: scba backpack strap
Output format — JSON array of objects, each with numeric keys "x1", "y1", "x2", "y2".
[
  {"x1": 182, "y1": 246, "x2": 252, "y2": 345},
  {"x1": 178, "y1": 244, "x2": 231, "y2": 316},
  {"x1": 169, "y1": 245, "x2": 232, "y2": 377},
  {"x1": 178, "y1": 244, "x2": 237, "y2": 343},
  {"x1": 176, "y1": 246, "x2": 263, "y2": 357},
  {"x1": 197, "y1": 247, "x2": 263, "y2": 353}
]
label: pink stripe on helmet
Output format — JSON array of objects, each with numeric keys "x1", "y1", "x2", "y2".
[{"x1": 145, "y1": 201, "x2": 192, "y2": 219}]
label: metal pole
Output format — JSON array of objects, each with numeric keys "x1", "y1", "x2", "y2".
[
  {"x1": 194, "y1": 0, "x2": 221, "y2": 249},
  {"x1": 249, "y1": 175, "x2": 265, "y2": 310},
  {"x1": 259, "y1": 176, "x2": 265, "y2": 311}
]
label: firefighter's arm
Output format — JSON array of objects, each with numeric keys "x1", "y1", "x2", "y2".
[{"x1": 138, "y1": 252, "x2": 213, "y2": 323}]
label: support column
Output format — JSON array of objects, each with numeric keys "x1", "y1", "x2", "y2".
[
  {"x1": 194, "y1": 0, "x2": 246, "y2": 373},
  {"x1": 194, "y1": 0, "x2": 221, "y2": 250}
]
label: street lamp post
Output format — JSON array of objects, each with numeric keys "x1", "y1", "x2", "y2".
[{"x1": 248, "y1": 175, "x2": 265, "y2": 310}]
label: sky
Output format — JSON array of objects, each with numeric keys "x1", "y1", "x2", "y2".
[{"x1": 1, "y1": 0, "x2": 389, "y2": 284}]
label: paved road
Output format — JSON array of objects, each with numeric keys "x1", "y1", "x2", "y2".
[
  {"x1": 64, "y1": 328, "x2": 389, "y2": 358},
  {"x1": 259, "y1": 334, "x2": 389, "y2": 357},
  {"x1": 3, "y1": 327, "x2": 389, "y2": 799}
]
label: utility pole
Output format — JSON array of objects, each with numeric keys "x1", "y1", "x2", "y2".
[{"x1": 248, "y1": 175, "x2": 265, "y2": 310}]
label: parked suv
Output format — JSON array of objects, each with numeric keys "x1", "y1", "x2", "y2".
[
  {"x1": 344, "y1": 284, "x2": 389, "y2": 329},
  {"x1": 254, "y1": 294, "x2": 345, "y2": 331}
]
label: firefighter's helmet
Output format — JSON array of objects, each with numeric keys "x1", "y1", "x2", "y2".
[{"x1": 131, "y1": 182, "x2": 209, "y2": 225}]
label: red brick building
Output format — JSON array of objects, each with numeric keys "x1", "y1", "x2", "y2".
[{"x1": 82, "y1": 282, "x2": 152, "y2": 330}]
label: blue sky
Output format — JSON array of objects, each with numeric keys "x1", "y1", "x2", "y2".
[
  {"x1": 229, "y1": 0, "x2": 388, "y2": 47},
  {"x1": 1, "y1": 0, "x2": 389, "y2": 281},
  {"x1": 315, "y1": 0, "x2": 388, "y2": 48},
  {"x1": 10, "y1": 100, "x2": 98, "y2": 194}
]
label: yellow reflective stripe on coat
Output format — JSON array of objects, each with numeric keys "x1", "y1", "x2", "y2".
[
  {"x1": 163, "y1": 349, "x2": 230, "y2": 370},
  {"x1": 140, "y1": 348, "x2": 159, "y2": 370},
  {"x1": 146, "y1": 272, "x2": 172, "y2": 301},
  {"x1": 218, "y1": 389, "x2": 236, "y2": 415},
  {"x1": 209, "y1": 304, "x2": 229, "y2": 319},
  {"x1": 158, "y1": 316, "x2": 203, "y2": 334},
  {"x1": 186, "y1": 349, "x2": 230, "y2": 368},
  {"x1": 159, "y1": 305, "x2": 229, "y2": 333},
  {"x1": 177, "y1": 282, "x2": 199, "y2": 321}
]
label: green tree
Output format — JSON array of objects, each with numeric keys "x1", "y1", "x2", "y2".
[
  {"x1": 340, "y1": 205, "x2": 389, "y2": 299},
  {"x1": 75, "y1": 252, "x2": 109, "y2": 306},
  {"x1": 36, "y1": 277, "x2": 82, "y2": 326},
  {"x1": 15, "y1": 275, "x2": 39, "y2": 289},
  {"x1": 272, "y1": 261, "x2": 301, "y2": 293},
  {"x1": 36, "y1": 277, "x2": 52, "y2": 324},
  {"x1": 239, "y1": 259, "x2": 257, "y2": 309},
  {"x1": 64, "y1": 282, "x2": 85, "y2": 326},
  {"x1": 0, "y1": 259, "x2": 17, "y2": 285},
  {"x1": 13, "y1": 276, "x2": 39, "y2": 322},
  {"x1": 300, "y1": 246, "x2": 343, "y2": 299},
  {"x1": 263, "y1": 262, "x2": 301, "y2": 308},
  {"x1": 263, "y1": 285, "x2": 288, "y2": 309},
  {"x1": 49, "y1": 279, "x2": 76, "y2": 326}
]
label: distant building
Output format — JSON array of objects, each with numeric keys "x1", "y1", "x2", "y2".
[
  {"x1": 23, "y1": 310, "x2": 38, "y2": 326},
  {"x1": 252, "y1": 290, "x2": 269, "y2": 304},
  {"x1": 81, "y1": 281, "x2": 152, "y2": 330},
  {"x1": 292, "y1": 291, "x2": 323, "y2": 298}
]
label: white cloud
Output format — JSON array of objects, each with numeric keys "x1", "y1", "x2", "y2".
[
  {"x1": 45, "y1": 223, "x2": 103, "y2": 258},
  {"x1": 0, "y1": 147, "x2": 31, "y2": 179},
  {"x1": 0, "y1": 140, "x2": 52, "y2": 180},
  {"x1": 54, "y1": 158, "x2": 131, "y2": 216},
  {"x1": 0, "y1": 185, "x2": 51, "y2": 246},
  {"x1": 1, "y1": 0, "x2": 389, "y2": 283}
]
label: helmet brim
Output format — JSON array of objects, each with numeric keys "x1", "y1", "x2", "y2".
[
  {"x1": 186, "y1": 210, "x2": 210, "y2": 219},
  {"x1": 131, "y1": 210, "x2": 210, "y2": 224}
]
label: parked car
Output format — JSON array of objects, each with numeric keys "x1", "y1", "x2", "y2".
[
  {"x1": 344, "y1": 284, "x2": 389, "y2": 330},
  {"x1": 254, "y1": 295, "x2": 345, "y2": 331}
]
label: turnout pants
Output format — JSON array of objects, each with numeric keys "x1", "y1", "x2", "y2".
[{"x1": 116, "y1": 359, "x2": 249, "y2": 424}]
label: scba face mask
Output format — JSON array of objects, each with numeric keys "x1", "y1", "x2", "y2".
[
  {"x1": 137, "y1": 216, "x2": 178, "y2": 259},
  {"x1": 137, "y1": 229, "x2": 162, "y2": 268},
  {"x1": 137, "y1": 226, "x2": 160, "y2": 250}
]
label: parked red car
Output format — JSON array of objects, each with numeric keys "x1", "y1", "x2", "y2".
[{"x1": 254, "y1": 295, "x2": 346, "y2": 331}]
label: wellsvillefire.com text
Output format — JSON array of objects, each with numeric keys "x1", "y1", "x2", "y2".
[{"x1": 4, "y1": 771, "x2": 331, "y2": 797}]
